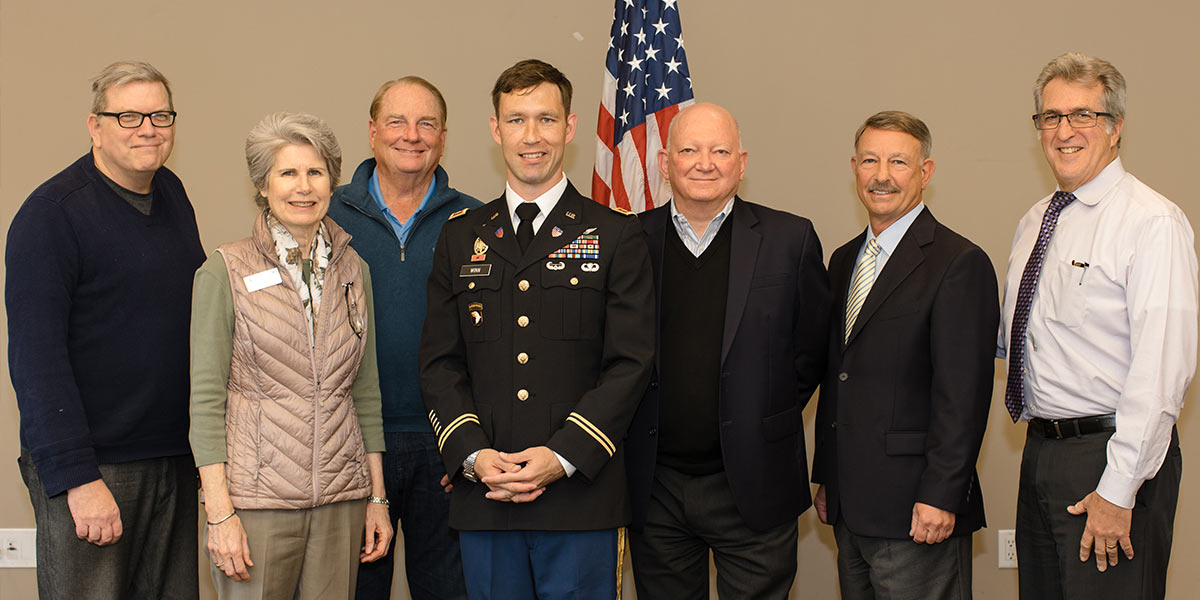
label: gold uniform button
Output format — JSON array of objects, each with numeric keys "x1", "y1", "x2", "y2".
[
  {"x1": 467, "y1": 281, "x2": 476, "y2": 290},
  {"x1": 517, "y1": 352, "x2": 529, "y2": 365},
  {"x1": 570, "y1": 277, "x2": 579, "y2": 286},
  {"x1": 517, "y1": 389, "x2": 529, "y2": 401},
  {"x1": 518, "y1": 279, "x2": 530, "y2": 292},
  {"x1": 517, "y1": 315, "x2": 530, "y2": 327}
]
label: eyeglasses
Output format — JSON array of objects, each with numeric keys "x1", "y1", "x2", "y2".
[
  {"x1": 344, "y1": 282, "x2": 364, "y2": 339},
  {"x1": 1032, "y1": 110, "x2": 1114, "y2": 130},
  {"x1": 95, "y1": 111, "x2": 177, "y2": 128}
]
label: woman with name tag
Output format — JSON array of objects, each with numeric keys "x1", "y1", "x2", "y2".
[{"x1": 189, "y1": 112, "x2": 391, "y2": 599}]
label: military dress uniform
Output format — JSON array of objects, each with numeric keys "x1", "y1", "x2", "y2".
[{"x1": 419, "y1": 181, "x2": 655, "y2": 533}]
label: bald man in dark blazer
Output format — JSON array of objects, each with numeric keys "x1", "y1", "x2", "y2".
[{"x1": 625, "y1": 103, "x2": 831, "y2": 600}]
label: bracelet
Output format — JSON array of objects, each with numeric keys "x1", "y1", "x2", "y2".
[
  {"x1": 368, "y1": 496, "x2": 389, "y2": 506},
  {"x1": 206, "y1": 511, "x2": 236, "y2": 526}
]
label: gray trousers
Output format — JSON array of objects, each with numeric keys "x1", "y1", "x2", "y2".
[
  {"x1": 1016, "y1": 425, "x2": 1181, "y2": 600},
  {"x1": 833, "y1": 519, "x2": 973, "y2": 600},
  {"x1": 18, "y1": 449, "x2": 199, "y2": 600},
  {"x1": 628, "y1": 465, "x2": 798, "y2": 600}
]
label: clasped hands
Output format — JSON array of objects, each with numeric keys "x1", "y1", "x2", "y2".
[{"x1": 474, "y1": 446, "x2": 565, "y2": 503}]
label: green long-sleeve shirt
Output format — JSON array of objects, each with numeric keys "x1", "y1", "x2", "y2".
[{"x1": 188, "y1": 252, "x2": 384, "y2": 467}]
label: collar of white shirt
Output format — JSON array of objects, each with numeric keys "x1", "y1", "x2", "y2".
[
  {"x1": 505, "y1": 173, "x2": 568, "y2": 235},
  {"x1": 1059, "y1": 157, "x2": 1124, "y2": 208}
]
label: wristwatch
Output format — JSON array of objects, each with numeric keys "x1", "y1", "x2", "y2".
[{"x1": 462, "y1": 450, "x2": 481, "y2": 483}]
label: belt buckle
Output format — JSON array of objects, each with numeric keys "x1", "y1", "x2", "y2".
[{"x1": 1052, "y1": 420, "x2": 1064, "y2": 439}]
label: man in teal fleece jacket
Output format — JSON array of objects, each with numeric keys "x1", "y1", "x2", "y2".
[{"x1": 327, "y1": 76, "x2": 480, "y2": 600}]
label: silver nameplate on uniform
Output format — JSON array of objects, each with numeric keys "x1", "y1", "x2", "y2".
[{"x1": 460, "y1": 265, "x2": 492, "y2": 277}]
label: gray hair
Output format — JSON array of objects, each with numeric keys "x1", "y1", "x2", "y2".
[
  {"x1": 245, "y1": 112, "x2": 342, "y2": 208},
  {"x1": 1034, "y1": 52, "x2": 1126, "y2": 119},
  {"x1": 91, "y1": 61, "x2": 173, "y2": 114},
  {"x1": 854, "y1": 111, "x2": 932, "y2": 160}
]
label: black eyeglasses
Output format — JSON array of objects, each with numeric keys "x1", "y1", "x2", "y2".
[
  {"x1": 1031, "y1": 110, "x2": 1114, "y2": 130},
  {"x1": 96, "y1": 111, "x2": 177, "y2": 128}
]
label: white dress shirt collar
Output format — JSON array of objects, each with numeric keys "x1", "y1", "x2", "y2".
[
  {"x1": 505, "y1": 173, "x2": 568, "y2": 235},
  {"x1": 1060, "y1": 157, "x2": 1123, "y2": 208}
]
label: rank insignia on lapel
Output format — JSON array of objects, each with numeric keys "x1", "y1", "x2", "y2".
[
  {"x1": 490, "y1": 212, "x2": 499, "y2": 220},
  {"x1": 546, "y1": 261, "x2": 565, "y2": 271},
  {"x1": 565, "y1": 211, "x2": 577, "y2": 220},
  {"x1": 495, "y1": 227, "x2": 504, "y2": 238},
  {"x1": 468, "y1": 302, "x2": 483, "y2": 327},
  {"x1": 548, "y1": 233, "x2": 600, "y2": 260},
  {"x1": 551, "y1": 226, "x2": 563, "y2": 238},
  {"x1": 471, "y1": 237, "x2": 489, "y2": 262},
  {"x1": 581, "y1": 262, "x2": 599, "y2": 272}
]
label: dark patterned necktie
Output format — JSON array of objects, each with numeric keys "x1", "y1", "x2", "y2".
[
  {"x1": 1004, "y1": 191, "x2": 1075, "y2": 422},
  {"x1": 516, "y1": 202, "x2": 540, "y2": 253}
]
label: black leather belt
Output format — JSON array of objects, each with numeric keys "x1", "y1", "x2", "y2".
[{"x1": 1029, "y1": 415, "x2": 1116, "y2": 440}]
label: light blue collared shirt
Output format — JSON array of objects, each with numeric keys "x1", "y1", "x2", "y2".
[
  {"x1": 669, "y1": 196, "x2": 736, "y2": 257},
  {"x1": 368, "y1": 168, "x2": 436, "y2": 245},
  {"x1": 854, "y1": 202, "x2": 926, "y2": 274}
]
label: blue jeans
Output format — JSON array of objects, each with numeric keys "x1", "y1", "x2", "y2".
[{"x1": 355, "y1": 431, "x2": 466, "y2": 600}]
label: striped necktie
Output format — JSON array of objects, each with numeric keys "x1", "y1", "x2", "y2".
[
  {"x1": 1004, "y1": 191, "x2": 1075, "y2": 422},
  {"x1": 844, "y1": 238, "x2": 882, "y2": 343}
]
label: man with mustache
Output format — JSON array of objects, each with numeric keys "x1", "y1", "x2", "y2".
[{"x1": 812, "y1": 111, "x2": 999, "y2": 599}]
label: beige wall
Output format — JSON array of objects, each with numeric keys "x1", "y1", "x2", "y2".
[{"x1": 2, "y1": 1, "x2": 1198, "y2": 598}]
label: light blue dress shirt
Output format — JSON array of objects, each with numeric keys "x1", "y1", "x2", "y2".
[
  {"x1": 853, "y1": 202, "x2": 926, "y2": 276},
  {"x1": 669, "y1": 196, "x2": 736, "y2": 257}
]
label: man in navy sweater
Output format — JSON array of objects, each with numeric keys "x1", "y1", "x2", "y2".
[
  {"x1": 6, "y1": 61, "x2": 204, "y2": 599},
  {"x1": 328, "y1": 76, "x2": 479, "y2": 600}
]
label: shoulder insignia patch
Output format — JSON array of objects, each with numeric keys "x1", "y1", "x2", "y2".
[
  {"x1": 612, "y1": 206, "x2": 634, "y2": 216},
  {"x1": 448, "y1": 208, "x2": 469, "y2": 221}
]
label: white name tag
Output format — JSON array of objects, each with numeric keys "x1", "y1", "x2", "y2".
[{"x1": 243, "y1": 268, "x2": 283, "y2": 292}]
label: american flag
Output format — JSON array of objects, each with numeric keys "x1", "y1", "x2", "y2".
[{"x1": 592, "y1": 0, "x2": 694, "y2": 212}]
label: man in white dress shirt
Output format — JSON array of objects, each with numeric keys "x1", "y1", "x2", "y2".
[{"x1": 999, "y1": 52, "x2": 1197, "y2": 600}]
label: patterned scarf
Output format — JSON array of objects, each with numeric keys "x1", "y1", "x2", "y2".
[{"x1": 267, "y1": 214, "x2": 331, "y2": 347}]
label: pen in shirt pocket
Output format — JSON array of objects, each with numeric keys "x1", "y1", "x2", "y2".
[{"x1": 1071, "y1": 260, "x2": 1090, "y2": 285}]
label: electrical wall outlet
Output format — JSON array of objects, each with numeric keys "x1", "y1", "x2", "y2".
[
  {"x1": 0, "y1": 529, "x2": 37, "y2": 568},
  {"x1": 998, "y1": 529, "x2": 1017, "y2": 569}
]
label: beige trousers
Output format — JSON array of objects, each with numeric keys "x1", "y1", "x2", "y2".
[{"x1": 208, "y1": 500, "x2": 367, "y2": 600}]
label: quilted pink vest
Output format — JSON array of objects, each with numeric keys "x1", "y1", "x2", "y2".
[{"x1": 216, "y1": 214, "x2": 370, "y2": 509}]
